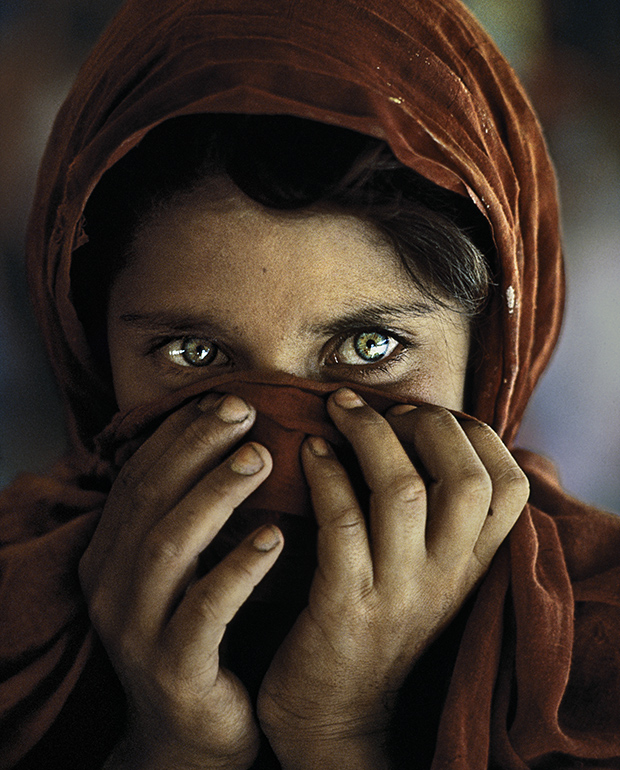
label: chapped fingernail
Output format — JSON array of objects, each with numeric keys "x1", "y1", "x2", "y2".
[
  {"x1": 252, "y1": 525, "x2": 282, "y2": 552},
  {"x1": 306, "y1": 436, "x2": 332, "y2": 457},
  {"x1": 215, "y1": 395, "x2": 251, "y2": 424},
  {"x1": 332, "y1": 388, "x2": 364, "y2": 409},
  {"x1": 230, "y1": 444, "x2": 264, "y2": 475}
]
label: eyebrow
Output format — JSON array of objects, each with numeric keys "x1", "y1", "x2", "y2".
[
  {"x1": 306, "y1": 301, "x2": 437, "y2": 335},
  {"x1": 118, "y1": 300, "x2": 438, "y2": 336},
  {"x1": 119, "y1": 310, "x2": 226, "y2": 334}
]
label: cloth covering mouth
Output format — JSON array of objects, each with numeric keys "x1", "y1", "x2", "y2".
[
  {"x1": 92, "y1": 371, "x2": 473, "y2": 604},
  {"x1": 3, "y1": 378, "x2": 620, "y2": 767}
]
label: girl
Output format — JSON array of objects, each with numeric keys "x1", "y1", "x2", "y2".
[{"x1": 1, "y1": 1, "x2": 619, "y2": 768}]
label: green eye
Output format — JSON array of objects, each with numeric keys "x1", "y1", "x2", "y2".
[
  {"x1": 337, "y1": 331, "x2": 398, "y2": 364},
  {"x1": 166, "y1": 337, "x2": 219, "y2": 367},
  {"x1": 354, "y1": 331, "x2": 391, "y2": 361}
]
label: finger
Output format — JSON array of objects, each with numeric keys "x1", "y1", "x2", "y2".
[
  {"x1": 127, "y1": 442, "x2": 273, "y2": 634},
  {"x1": 123, "y1": 392, "x2": 226, "y2": 470},
  {"x1": 460, "y1": 421, "x2": 529, "y2": 568},
  {"x1": 163, "y1": 524, "x2": 283, "y2": 673},
  {"x1": 301, "y1": 437, "x2": 373, "y2": 591},
  {"x1": 326, "y1": 390, "x2": 427, "y2": 579},
  {"x1": 385, "y1": 404, "x2": 492, "y2": 566},
  {"x1": 90, "y1": 394, "x2": 257, "y2": 561}
]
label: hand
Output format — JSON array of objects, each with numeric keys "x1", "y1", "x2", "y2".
[
  {"x1": 257, "y1": 389, "x2": 529, "y2": 769},
  {"x1": 79, "y1": 394, "x2": 283, "y2": 770}
]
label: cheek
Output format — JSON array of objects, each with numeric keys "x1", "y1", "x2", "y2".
[
  {"x1": 106, "y1": 328, "x2": 138, "y2": 411},
  {"x1": 408, "y1": 324, "x2": 470, "y2": 410},
  {"x1": 105, "y1": 321, "x2": 158, "y2": 411},
  {"x1": 437, "y1": 325, "x2": 471, "y2": 410}
]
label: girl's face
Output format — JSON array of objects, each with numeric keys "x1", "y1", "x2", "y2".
[{"x1": 107, "y1": 183, "x2": 471, "y2": 411}]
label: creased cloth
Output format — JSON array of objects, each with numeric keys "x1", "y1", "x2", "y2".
[
  {"x1": 3, "y1": 376, "x2": 620, "y2": 768},
  {"x1": 1, "y1": 0, "x2": 619, "y2": 766}
]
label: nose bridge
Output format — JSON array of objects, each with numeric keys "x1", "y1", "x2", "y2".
[
  {"x1": 235, "y1": 298, "x2": 316, "y2": 378},
  {"x1": 243, "y1": 328, "x2": 315, "y2": 378}
]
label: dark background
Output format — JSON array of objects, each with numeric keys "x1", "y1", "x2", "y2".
[{"x1": 1, "y1": 0, "x2": 619, "y2": 513}]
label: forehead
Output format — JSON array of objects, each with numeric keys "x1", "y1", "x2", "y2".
[{"x1": 121, "y1": 185, "x2": 419, "y2": 310}]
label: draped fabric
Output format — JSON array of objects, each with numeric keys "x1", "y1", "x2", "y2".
[{"x1": 2, "y1": 0, "x2": 619, "y2": 766}]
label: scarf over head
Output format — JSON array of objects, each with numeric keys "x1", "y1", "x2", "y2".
[{"x1": 2, "y1": 0, "x2": 620, "y2": 767}]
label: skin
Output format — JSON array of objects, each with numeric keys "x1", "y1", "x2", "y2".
[
  {"x1": 79, "y1": 181, "x2": 529, "y2": 769},
  {"x1": 105, "y1": 181, "x2": 470, "y2": 411}
]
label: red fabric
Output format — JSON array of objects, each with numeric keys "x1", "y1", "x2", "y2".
[{"x1": 1, "y1": 0, "x2": 619, "y2": 766}]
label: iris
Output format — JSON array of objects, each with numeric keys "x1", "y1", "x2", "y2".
[
  {"x1": 352, "y1": 331, "x2": 391, "y2": 362},
  {"x1": 173, "y1": 338, "x2": 218, "y2": 366}
]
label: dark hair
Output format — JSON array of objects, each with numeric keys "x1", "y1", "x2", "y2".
[{"x1": 72, "y1": 114, "x2": 494, "y2": 363}]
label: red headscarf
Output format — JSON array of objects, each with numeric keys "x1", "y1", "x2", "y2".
[{"x1": 1, "y1": 0, "x2": 619, "y2": 767}]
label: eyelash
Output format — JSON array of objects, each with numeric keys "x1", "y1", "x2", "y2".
[
  {"x1": 147, "y1": 335, "x2": 230, "y2": 375},
  {"x1": 147, "y1": 328, "x2": 413, "y2": 377},
  {"x1": 343, "y1": 347, "x2": 408, "y2": 378},
  {"x1": 326, "y1": 330, "x2": 409, "y2": 374}
]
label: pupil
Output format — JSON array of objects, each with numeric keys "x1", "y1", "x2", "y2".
[
  {"x1": 354, "y1": 332, "x2": 389, "y2": 361},
  {"x1": 183, "y1": 339, "x2": 215, "y2": 366}
]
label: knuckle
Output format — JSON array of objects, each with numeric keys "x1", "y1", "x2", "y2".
[
  {"x1": 192, "y1": 588, "x2": 226, "y2": 625},
  {"x1": 112, "y1": 466, "x2": 159, "y2": 511},
  {"x1": 327, "y1": 504, "x2": 366, "y2": 532},
  {"x1": 345, "y1": 595, "x2": 375, "y2": 624},
  {"x1": 179, "y1": 418, "x2": 219, "y2": 455},
  {"x1": 454, "y1": 466, "x2": 492, "y2": 505},
  {"x1": 141, "y1": 528, "x2": 186, "y2": 569},
  {"x1": 234, "y1": 558, "x2": 258, "y2": 583},
  {"x1": 497, "y1": 465, "x2": 530, "y2": 508},
  {"x1": 380, "y1": 472, "x2": 426, "y2": 506}
]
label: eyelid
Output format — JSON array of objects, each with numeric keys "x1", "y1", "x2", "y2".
[
  {"x1": 147, "y1": 334, "x2": 230, "y2": 369},
  {"x1": 147, "y1": 333, "x2": 218, "y2": 353},
  {"x1": 324, "y1": 327, "x2": 413, "y2": 367},
  {"x1": 340, "y1": 346, "x2": 409, "y2": 379}
]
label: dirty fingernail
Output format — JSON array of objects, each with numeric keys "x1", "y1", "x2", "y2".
[
  {"x1": 306, "y1": 436, "x2": 332, "y2": 457},
  {"x1": 230, "y1": 444, "x2": 265, "y2": 475},
  {"x1": 215, "y1": 395, "x2": 251, "y2": 423},
  {"x1": 252, "y1": 525, "x2": 282, "y2": 552}
]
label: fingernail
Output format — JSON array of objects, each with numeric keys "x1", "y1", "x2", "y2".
[
  {"x1": 389, "y1": 404, "x2": 417, "y2": 416},
  {"x1": 230, "y1": 444, "x2": 264, "y2": 475},
  {"x1": 216, "y1": 395, "x2": 252, "y2": 423},
  {"x1": 332, "y1": 388, "x2": 364, "y2": 409},
  {"x1": 252, "y1": 525, "x2": 282, "y2": 552},
  {"x1": 306, "y1": 436, "x2": 332, "y2": 457}
]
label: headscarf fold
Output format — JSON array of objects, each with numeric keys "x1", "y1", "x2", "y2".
[{"x1": 26, "y1": 0, "x2": 563, "y2": 450}]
